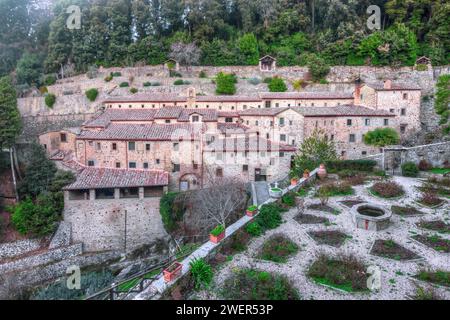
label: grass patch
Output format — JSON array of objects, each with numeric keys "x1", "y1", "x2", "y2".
[
  {"x1": 221, "y1": 269, "x2": 300, "y2": 300},
  {"x1": 391, "y1": 205, "x2": 426, "y2": 217},
  {"x1": 415, "y1": 270, "x2": 450, "y2": 287},
  {"x1": 258, "y1": 235, "x2": 299, "y2": 263},
  {"x1": 308, "y1": 230, "x2": 350, "y2": 248},
  {"x1": 307, "y1": 203, "x2": 340, "y2": 215},
  {"x1": 307, "y1": 254, "x2": 368, "y2": 293},
  {"x1": 429, "y1": 168, "x2": 450, "y2": 175},
  {"x1": 413, "y1": 234, "x2": 450, "y2": 253},
  {"x1": 417, "y1": 220, "x2": 450, "y2": 234},
  {"x1": 294, "y1": 213, "x2": 329, "y2": 225},
  {"x1": 370, "y1": 239, "x2": 421, "y2": 261}
]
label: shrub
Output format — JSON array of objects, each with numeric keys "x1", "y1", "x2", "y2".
[
  {"x1": 402, "y1": 162, "x2": 419, "y2": 177},
  {"x1": 281, "y1": 192, "x2": 295, "y2": 207},
  {"x1": 416, "y1": 64, "x2": 428, "y2": 71},
  {"x1": 307, "y1": 54, "x2": 330, "y2": 82},
  {"x1": 143, "y1": 81, "x2": 152, "y2": 87},
  {"x1": 44, "y1": 93, "x2": 56, "y2": 108},
  {"x1": 104, "y1": 75, "x2": 113, "y2": 82},
  {"x1": 419, "y1": 192, "x2": 442, "y2": 207},
  {"x1": 112, "y1": 71, "x2": 122, "y2": 77},
  {"x1": 268, "y1": 77, "x2": 287, "y2": 92},
  {"x1": 159, "y1": 192, "x2": 184, "y2": 232},
  {"x1": 215, "y1": 72, "x2": 236, "y2": 95},
  {"x1": 259, "y1": 235, "x2": 299, "y2": 263},
  {"x1": 246, "y1": 222, "x2": 262, "y2": 236},
  {"x1": 9, "y1": 193, "x2": 63, "y2": 237},
  {"x1": 325, "y1": 160, "x2": 377, "y2": 172},
  {"x1": 199, "y1": 71, "x2": 207, "y2": 78},
  {"x1": 317, "y1": 182, "x2": 353, "y2": 197},
  {"x1": 418, "y1": 160, "x2": 432, "y2": 171},
  {"x1": 370, "y1": 181, "x2": 404, "y2": 198},
  {"x1": 189, "y1": 258, "x2": 213, "y2": 290},
  {"x1": 85, "y1": 88, "x2": 98, "y2": 102},
  {"x1": 119, "y1": 82, "x2": 129, "y2": 87},
  {"x1": 173, "y1": 79, "x2": 185, "y2": 85},
  {"x1": 263, "y1": 77, "x2": 272, "y2": 84},
  {"x1": 169, "y1": 70, "x2": 182, "y2": 77},
  {"x1": 292, "y1": 79, "x2": 305, "y2": 91},
  {"x1": 43, "y1": 74, "x2": 56, "y2": 86},
  {"x1": 254, "y1": 203, "x2": 286, "y2": 232},
  {"x1": 364, "y1": 128, "x2": 400, "y2": 147},
  {"x1": 39, "y1": 86, "x2": 48, "y2": 94},
  {"x1": 130, "y1": 87, "x2": 138, "y2": 94}
]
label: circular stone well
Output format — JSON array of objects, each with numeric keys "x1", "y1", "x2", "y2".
[{"x1": 352, "y1": 204, "x2": 392, "y2": 231}]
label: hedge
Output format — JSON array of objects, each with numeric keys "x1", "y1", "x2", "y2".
[
  {"x1": 325, "y1": 160, "x2": 377, "y2": 172},
  {"x1": 159, "y1": 192, "x2": 184, "y2": 232},
  {"x1": 85, "y1": 88, "x2": 98, "y2": 101},
  {"x1": 45, "y1": 93, "x2": 56, "y2": 108}
]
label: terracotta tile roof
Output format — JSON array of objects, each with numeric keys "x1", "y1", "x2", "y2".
[
  {"x1": 238, "y1": 107, "x2": 289, "y2": 116},
  {"x1": 195, "y1": 95, "x2": 261, "y2": 102},
  {"x1": 103, "y1": 94, "x2": 186, "y2": 103},
  {"x1": 154, "y1": 107, "x2": 183, "y2": 119},
  {"x1": 205, "y1": 136, "x2": 296, "y2": 152},
  {"x1": 64, "y1": 167, "x2": 169, "y2": 190},
  {"x1": 364, "y1": 82, "x2": 421, "y2": 91},
  {"x1": 178, "y1": 109, "x2": 218, "y2": 121},
  {"x1": 78, "y1": 123, "x2": 205, "y2": 141},
  {"x1": 259, "y1": 92, "x2": 354, "y2": 100},
  {"x1": 292, "y1": 105, "x2": 394, "y2": 117},
  {"x1": 84, "y1": 109, "x2": 157, "y2": 128},
  {"x1": 218, "y1": 111, "x2": 240, "y2": 117},
  {"x1": 217, "y1": 122, "x2": 250, "y2": 134}
]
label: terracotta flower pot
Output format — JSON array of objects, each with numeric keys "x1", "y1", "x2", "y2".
[
  {"x1": 209, "y1": 231, "x2": 225, "y2": 244},
  {"x1": 290, "y1": 178, "x2": 298, "y2": 186},
  {"x1": 318, "y1": 164, "x2": 327, "y2": 180},
  {"x1": 246, "y1": 208, "x2": 258, "y2": 217},
  {"x1": 163, "y1": 262, "x2": 183, "y2": 282}
]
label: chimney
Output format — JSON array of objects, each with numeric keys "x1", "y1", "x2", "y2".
[
  {"x1": 354, "y1": 84, "x2": 361, "y2": 105},
  {"x1": 383, "y1": 80, "x2": 392, "y2": 89}
]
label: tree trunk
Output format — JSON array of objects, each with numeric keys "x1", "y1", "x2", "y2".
[
  {"x1": 12, "y1": 146, "x2": 22, "y2": 180},
  {"x1": 9, "y1": 148, "x2": 19, "y2": 202}
]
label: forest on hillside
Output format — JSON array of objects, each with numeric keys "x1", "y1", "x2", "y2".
[{"x1": 1, "y1": 0, "x2": 449, "y2": 88}]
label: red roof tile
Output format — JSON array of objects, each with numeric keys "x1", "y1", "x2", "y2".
[
  {"x1": 292, "y1": 105, "x2": 394, "y2": 117},
  {"x1": 217, "y1": 122, "x2": 250, "y2": 134},
  {"x1": 259, "y1": 92, "x2": 354, "y2": 100},
  {"x1": 238, "y1": 107, "x2": 289, "y2": 116},
  {"x1": 84, "y1": 109, "x2": 156, "y2": 128},
  {"x1": 64, "y1": 167, "x2": 169, "y2": 190}
]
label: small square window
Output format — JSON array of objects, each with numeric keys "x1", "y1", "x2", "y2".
[
  {"x1": 192, "y1": 115, "x2": 199, "y2": 122},
  {"x1": 60, "y1": 133, "x2": 67, "y2": 142},
  {"x1": 129, "y1": 162, "x2": 136, "y2": 169},
  {"x1": 173, "y1": 142, "x2": 179, "y2": 151},
  {"x1": 280, "y1": 134, "x2": 286, "y2": 142},
  {"x1": 279, "y1": 151, "x2": 285, "y2": 157},
  {"x1": 216, "y1": 168, "x2": 223, "y2": 177},
  {"x1": 384, "y1": 119, "x2": 389, "y2": 126},
  {"x1": 242, "y1": 165, "x2": 248, "y2": 172},
  {"x1": 165, "y1": 119, "x2": 171, "y2": 123},
  {"x1": 128, "y1": 141, "x2": 135, "y2": 151},
  {"x1": 115, "y1": 162, "x2": 121, "y2": 168},
  {"x1": 365, "y1": 119, "x2": 370, "y2": 126},
  {"x1": 156, "y1": 159, "x2": 160, "y2": 164},
  {"x1": 347, "y1": 119, "x2": 352, "y2": 126},
  {"x1": 349, "y1": 134, "x2": 356, "y2": 142},
  {"x1": 143, "y1": 162, "x2": 149, "y2": 169},
  {"x1": 173, "y1": 163, "x2": 180, "y2": 172},
  {"x1": 88, "y1": 160, "x2": 95, "y2": 167},
  {"x1": 112, "y1": 143, "x2": 117, "y2": 150},
  {"x1": 145, "y1": 143, "x2": 150, "y2": 151},
  {"x1": 401, "y1": 108, "x2": 406, "y2": 116}
]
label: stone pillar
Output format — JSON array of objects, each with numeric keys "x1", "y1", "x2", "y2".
[
  {"x1": 89, "y1": 189, "x2": 95, "y2": 201},
  {"x1": 139, "y1": 187, "x2": 144, "y2": 199},
  {"x1": 114, "y1": 188, "x2": 120, "y2": 199}
]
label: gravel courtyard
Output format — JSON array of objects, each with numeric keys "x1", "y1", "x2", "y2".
[{"x1": 197, "y1": 176, "x2": 450, "y2": 300}]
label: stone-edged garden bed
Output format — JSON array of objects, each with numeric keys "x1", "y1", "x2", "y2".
[
  {"x1": 416, "y1": 220, "x2": 450, "y2": 234},
  {"x1": 307, "y1": 230, "x2": 350, "y2": 248},
  {"x1": 368, "y1": 181, "x2": 405, "y2": 200},
  {"x1": 369, "y1": 239, "x2": 422, "y2": 261},
  {"x1": 307, "y1": 203, "x2": 340, "y2": 215},
  {"x1": 220, "y1": 269, "x2": 300, "y2": 300},
  {"x1": 413, "y1": 270, "x2": 450, "y2": 288},
  {"x1": 256, "y1": 235, "x2": 299, "y2": 263},
  {"x1": 391, "y1": 205, "x2": 426, "y2": 217},
  {"x1": 411, "y1": 234, "x2": 450, "y2": 253},
  {"x1": 294, "y1": 213, "x2": 329, "y2": 225},
  {"x1": 339, "y1": 199, "x2": 366, "y2": 208},
  {"x1": 307, "y1": 254, "x2": 369, "y2": 294}
]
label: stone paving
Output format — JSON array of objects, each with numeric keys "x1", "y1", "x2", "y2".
[{"x1": 196, "y1": 176, "x2": 450, "y2": 300}]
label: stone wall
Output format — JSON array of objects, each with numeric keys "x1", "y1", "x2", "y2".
[
  {"x1": 0, "y1": 239, "x2": 43, "y2": 260},
  {"x1": 63, "y1": 197, "x2": 168, "y2": 252}
]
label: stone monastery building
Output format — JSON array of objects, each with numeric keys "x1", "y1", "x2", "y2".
[{"x1": 40, "y1": 80, "x2": 421, "y2": 196}]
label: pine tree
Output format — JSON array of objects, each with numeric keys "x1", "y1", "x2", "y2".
[{"x1": 0, "y1": 76, "x2": 22, "y2": 149}]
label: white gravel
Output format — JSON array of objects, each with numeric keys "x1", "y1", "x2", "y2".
[{"x1": 197, "y1": 176, "x2": 450, "y2": 300}]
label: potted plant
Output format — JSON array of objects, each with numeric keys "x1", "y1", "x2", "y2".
[
  {"x1": 163, "y1": 261, "x2": 183, "y2": 282},
  {"x1": 269, "y1": 187, "x2": 283, "y2": 198},
  {"x1": 303, "y1": 169, "x2": 310, "y2": 179},
  {"x1": 210, "y1": 225, "x2": 225, "y2": 243},
  {"x1": 246, "y1": 205, "x2": 258, "y2": 217},
  {"x1": 289, "y1": 170, "x2": 299, "y2": 186}
]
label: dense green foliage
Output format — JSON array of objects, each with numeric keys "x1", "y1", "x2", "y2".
[
  {"x1": 307, "y1": 54, "x2": 330, "y2": 82},
  {"x1": 363, "y1": 127, "x2": 400, "y2": 147},
  {"x1": 325, "y1": 160, "x2": 377, "y2": 172},
  {"x1": 159, "y1": 192, "x2": 184, "y2": 232},
  {"x1": 292, "y1": 129, "x2": 337, "y2": 175},
  {"x1": 401, "y1": 162, "x2": 419, "y2": 177},
  {"x1": 215, "y1": 72, "x2": 237, "y2": 95},
  {"x1": 253, "y1": 203, "x2": 286, "y2": 233},
  {"x1": 189, "y1": 258, "x2": 214, "y2": 290},
  {"x1": 435, "y1": 75, "x2": 450, "y2": 134},
  {"x1": 44, "y1": 93, "x2": 56, "y2": 108},
  {"x1": 268, "y1": 77, "x2": 287, "y2": 92},
  {"x1": 2, "y1": 0, "x2": 448, "y2": 83},
  {"x1": 85, "y1": 88, "x2": 99, "y2": 102},
  {"x1": 0, "y1": 76, "x2": 22, "y2": 149}
]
